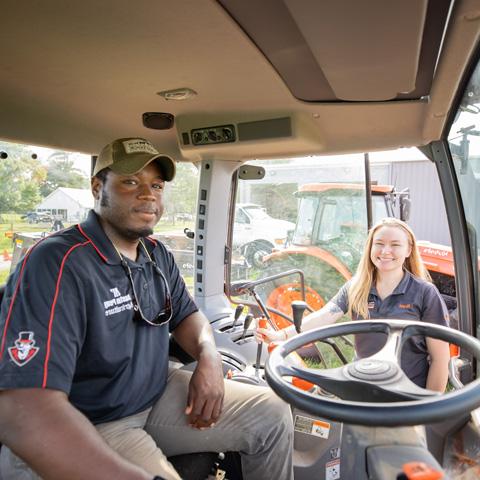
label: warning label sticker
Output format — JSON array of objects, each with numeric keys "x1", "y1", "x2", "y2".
[
  {"x1": 326, "y1": 458, "x2": 340, "y2": 480},
  {"x1": 294, "y1": 414, "x2": 331, "y2": 439}
]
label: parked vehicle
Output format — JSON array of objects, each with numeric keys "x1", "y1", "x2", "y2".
[
  {"x1": 21, "y1": 212, "x2": 53, "y2": 224},
  {"x1": 234, "y1": 203, "x2": 295, "y2": 268}
]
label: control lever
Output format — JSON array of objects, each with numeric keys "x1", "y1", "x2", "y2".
[
  {"x1": 231, "y1": 304, "x2": 244, "y2": 329},
  {"x1": 291, "y1": 300, "x2": 308, "y2": 333},
  {"x1": 255, "y1": 318, "x2": 268, "y2": 378},
  {"x1": 242, "y1": 313, "x2": 254, "y2": 340}
]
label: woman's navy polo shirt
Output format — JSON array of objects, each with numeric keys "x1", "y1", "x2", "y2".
[
  {"x1": 0, "y1": 210, "x2": 198, "y2": 423},
  {"x1": 331, "y1": 271, "x2": 449, "y2": 387}
]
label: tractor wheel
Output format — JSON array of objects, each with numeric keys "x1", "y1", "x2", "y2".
[
  {"x1": 244, "y1": 240, "x2": 274, "y2": 269},
  {"x1": 267, "y1": 283, "x2": 326, "y2": 330},
  {"x1": 258, "y1": 254, "x2": 347, "y2": 328}
]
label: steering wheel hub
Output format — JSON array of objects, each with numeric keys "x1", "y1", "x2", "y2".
[{"x1": 347, "y1": 359, "x2": 398, "y2": 381}]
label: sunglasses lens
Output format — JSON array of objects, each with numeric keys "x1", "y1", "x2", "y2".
[{"x1": 151, "y1": 310, "x2": 171, "y2": 326}]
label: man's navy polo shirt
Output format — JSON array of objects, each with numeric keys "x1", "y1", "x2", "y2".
[
  {"x1": 0, "y1": 210, "x2": 198, "y2": 423},
  {"x1": 331, "y1": 271, "x2": 449, "y2": 387}
]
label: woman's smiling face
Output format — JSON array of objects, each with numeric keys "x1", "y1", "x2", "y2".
[{"x1": 370, "y1": 225, "x2": 412, "y2": 274}]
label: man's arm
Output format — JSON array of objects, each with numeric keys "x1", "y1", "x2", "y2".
[
  {"x1": 171, "y1": 311, "x2": 224, "y2": 428},
  {"x1": 0, "y1": 388, "x2": 152, "y2": 480}
]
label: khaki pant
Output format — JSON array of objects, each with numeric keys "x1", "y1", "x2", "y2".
[{"x1": 0, "y1": 369, "x2": 294, "y2": 480}]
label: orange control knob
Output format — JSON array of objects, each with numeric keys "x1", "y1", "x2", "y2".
[
  {"x1": 402, "y1": 462, "x2": 444, "y2": 480},
  {"x1": 292, "y1": 377, "x2": 314, "y2": 391},
  {"x1": 449, "y1": 344, "x2": 459, "y2": 357},
  {"x1": 257, "y1": 318, "x2": 268, "y2": 341},
  {"x1": 267, "y1": 341, "x2": 280, "y2": 354}
]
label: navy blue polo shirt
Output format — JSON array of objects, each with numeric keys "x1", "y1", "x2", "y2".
[
  {"x1": 331, "y1": 271, "x2": 449, "y2": 387},
  {"x1": 0, "y1": 210, "x2": 197, "y2": 423}
]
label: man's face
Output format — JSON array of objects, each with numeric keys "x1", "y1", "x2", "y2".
[{"x1": 92, "y1": 162, "x2": 165, "y2": 240}]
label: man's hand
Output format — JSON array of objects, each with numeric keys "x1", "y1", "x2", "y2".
[
  {"x1": 171, "y1": 311, "x2": 226, "y2": 429},
  {"x1": 185, "y1": 346, "x2": 224, "y2": 429}
]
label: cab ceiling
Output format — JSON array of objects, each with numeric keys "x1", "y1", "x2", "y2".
[
  {"x1": 1, "y1": 0, "x2": 480, "y2": 162},
  {"x1": 220, "y1": 0, "x2": 451, "y2": 102}
]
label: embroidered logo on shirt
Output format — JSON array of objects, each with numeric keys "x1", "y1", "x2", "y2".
[
  {"x1": 399, "y1": 303, "x2": 412, "y2": 309},
  {"x1": 103, "y1": 288, "x2": 134, "y2": 317},
  {"x1": 8, "y1": 331, "x2": 40, "y2": 367},
  {"x1": 367, "y1": 301, "x2": 375, "y2": 309}
]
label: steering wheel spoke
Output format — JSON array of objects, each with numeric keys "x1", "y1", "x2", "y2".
[{"x1": 369, "y1": 326, "x2": 404, "y2": 362}]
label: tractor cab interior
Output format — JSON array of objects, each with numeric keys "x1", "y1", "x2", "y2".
[{"x1": 1, "y1": 0, "x2": 480, "y2": 479}]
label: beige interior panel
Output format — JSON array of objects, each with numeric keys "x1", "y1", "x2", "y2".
[
  {"x1": 284, "y1": 0, "x2": 428, "y2": 101},
  {"x1": 0, "y1": 0, "x2": 479, "y2": 160}
]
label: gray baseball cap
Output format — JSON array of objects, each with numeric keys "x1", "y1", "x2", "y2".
[{"x1": 93, "y1": 137, "x2": 176, "y2": 181}]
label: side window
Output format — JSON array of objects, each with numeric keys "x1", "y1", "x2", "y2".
[
  {"x1": 154, "y1": 162, "x2": 199, "y2": 293},
  {"x1": 448, "y1": 62, "x2": 480, "y2": 313},
  {"x1": 0, "y1": 141, "x2": 199, "y2": 293},
  {"x1": 316, "y1": 200, "x2": 339, "y2": 241},
  {"x1": 292, "y1": 197, "x2": 316, "y2": 246},
  {"x1": 0, "y1": 141, "x2": 91, "y2": 284},
  {"x1": 448, "y1": 68, "x2": 480, "y2": 253}
]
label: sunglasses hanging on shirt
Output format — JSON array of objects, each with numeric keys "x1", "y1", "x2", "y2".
[{"x1": 115, "y1": 240, "x2": 173, "y2": 327}]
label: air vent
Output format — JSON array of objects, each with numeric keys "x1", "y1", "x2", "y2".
[{"x1": 191, "y1": 124, "x2": 236, "y2": 145}]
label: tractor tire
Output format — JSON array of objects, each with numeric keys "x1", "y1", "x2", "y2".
[
  {"x1": 244, "y1": 240, "x2": 274, "y2": 269},
  {"x1": 258, "y1": 253, "x2": 348, "y2": 329}
]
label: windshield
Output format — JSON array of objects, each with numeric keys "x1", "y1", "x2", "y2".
[
  {"x1": 228, "y1": 150, "x2": 450, "y2": 320},
  {"x1": 229, "y1": 152, "x2": 451, "y2": 322}
]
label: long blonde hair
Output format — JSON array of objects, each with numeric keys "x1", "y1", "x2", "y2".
[{"x1": 347, "y1": 218, "x2": 431, "y2": 318}]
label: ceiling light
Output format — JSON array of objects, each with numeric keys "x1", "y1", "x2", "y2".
[{"x1": 157, "y1": 88, "x2": 197, "y2": 101}]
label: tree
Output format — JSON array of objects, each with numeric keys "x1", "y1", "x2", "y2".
[
  {"x1": 40, "y1": 152, "x2": 89, "y2": 197},
  {"x1": 0, "y1": 142, "x2": 46, "y2": 214}
]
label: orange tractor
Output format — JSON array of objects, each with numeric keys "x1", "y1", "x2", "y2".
[{"x1": 261, "y1": 183, "x2": 456, "y2": 330}]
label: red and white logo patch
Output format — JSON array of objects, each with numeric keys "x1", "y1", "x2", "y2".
[{"x1": 8, "y1": 331, "x2": 40, "y2": 367}]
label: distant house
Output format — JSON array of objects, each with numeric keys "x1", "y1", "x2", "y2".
[{"x1": 36, "y1": 188, "x2": 93, "y2": 222}]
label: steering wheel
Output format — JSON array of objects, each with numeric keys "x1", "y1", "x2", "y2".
[{"x1": 265, "y1": 319, "x2": 480, "y2": 426}]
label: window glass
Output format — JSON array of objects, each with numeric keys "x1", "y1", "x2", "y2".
[
  {"x1": 0, "y1": 141, "x2": 91, "y2": 284},
  {"x1": 229, "y1": 152, "x2": 453, "y2": 326},
  {"x1": 292, "y1": 197, "x2": 317, "y2": 246},
  {"x1": 0, "y1": 141, "x2": 198, "y2": 292},
  {"x1": 155, "y1": 162, "x2": 198, "y2": 293},
  {"x1": 230, "y1": 155, "x2": 367, "y2": 317},
  {"x1": 448, "y1": 62, "x2": 480, "y2": 315}
]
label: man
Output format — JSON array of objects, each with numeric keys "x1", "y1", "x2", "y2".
[{"x1": 0, "y1": 138, "x2": 293, "y2": 480}]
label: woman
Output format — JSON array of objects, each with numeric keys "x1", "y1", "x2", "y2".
[{"x1": 257, "y1": 218, "x2": 450, "y2": 392}]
